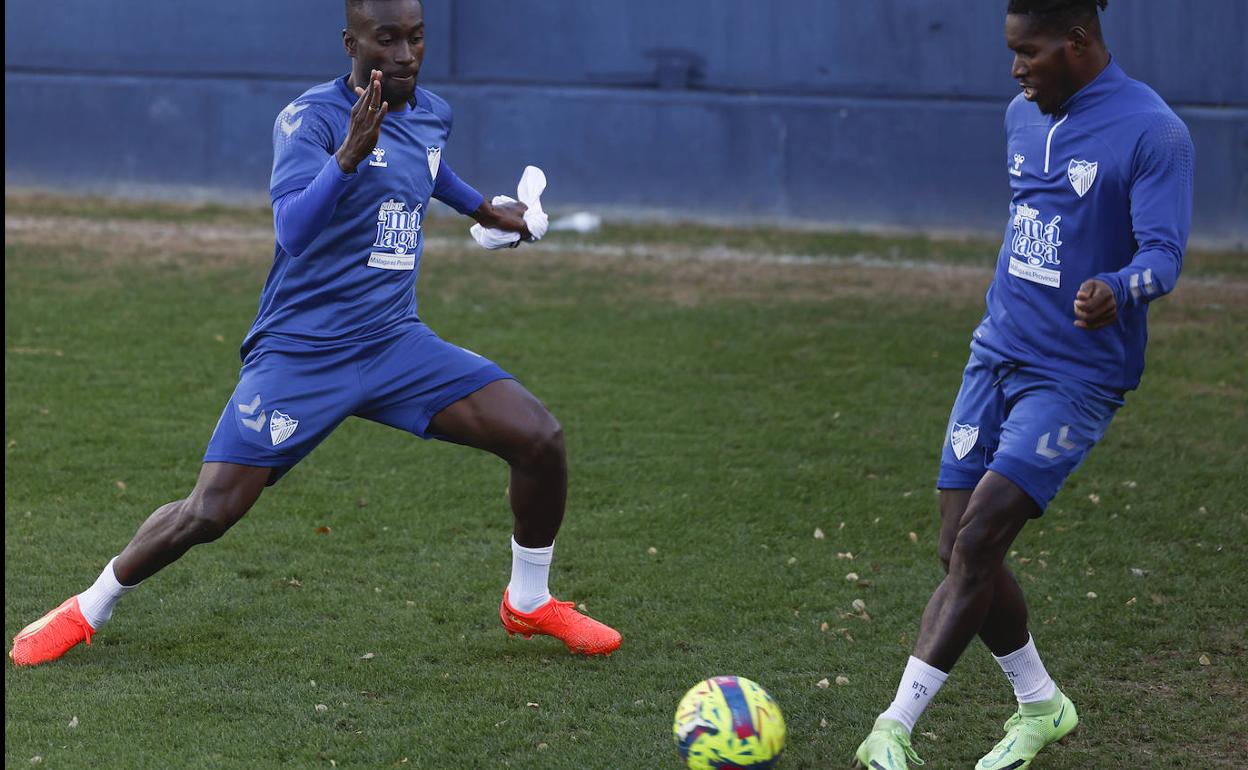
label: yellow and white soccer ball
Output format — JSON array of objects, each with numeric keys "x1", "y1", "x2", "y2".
[{"x1": 672, "y1": 676, "x2": 786, "y2": 769}]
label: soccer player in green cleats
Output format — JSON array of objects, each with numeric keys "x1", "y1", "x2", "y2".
[
  {"x1": 975, "y1": 690, "x2": 1078, "y2": 770},
  {"x1": 846, "y1": 0, "x2": 1193, "y2": 766},
  {"x1": 852, "y1": 718, "x2": 924, "y2": 770}
]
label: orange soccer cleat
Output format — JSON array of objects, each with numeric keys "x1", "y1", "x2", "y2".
[
  {"x1": 500, "y1": 589, "x2": 621, "y2": 656},
  {"x1": 9, "y1": 596, "x2": 95, "y2": 667}
]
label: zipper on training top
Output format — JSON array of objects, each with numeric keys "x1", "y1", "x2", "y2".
[{"x1": 1044, "y1": 114, "x2": 1069, "y2": 173}]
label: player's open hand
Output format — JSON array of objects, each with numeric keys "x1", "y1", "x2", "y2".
[
  {"x1": 336, "y1": 69, "x2": 389, "y2": 173},
  {"x1": 1073, "y1": 278, "x2": 1117, "y2": 329}
]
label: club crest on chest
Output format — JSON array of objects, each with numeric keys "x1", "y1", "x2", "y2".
[
  {"x1": 1067, "y1": 159, "x2": 1098, "y2": 198},
  {"x1": 427, "y1": 146, "x2": 441, "y2": 180}
]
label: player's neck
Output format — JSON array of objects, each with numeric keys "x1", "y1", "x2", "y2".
[{"x1": 1071, "y1": 49, "x2": 1111, "y2": 93}]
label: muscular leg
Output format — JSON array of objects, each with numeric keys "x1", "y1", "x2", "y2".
[
  {"x1": 9, "y1": 462, "x2": 271, "y2": 665},
  {"x1": 915, "y1": 471, "x2": 1036, "y2": 671},
  {"x1": 113, "y1": 462, "x2": 271, "y2": 585},
  {"x1": 938, "y1": 487, "x2": 1031, "y2": 656},
  {"x1": 426, "y1": 379, "x2": 565, "y2": 547},
  {"x1": 427, "y1": 379, "x2": 619, "y2": 653}
]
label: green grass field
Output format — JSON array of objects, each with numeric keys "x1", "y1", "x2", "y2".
[{"x1": 5, "y1": 195, "x2": 1245, "y2": 768}]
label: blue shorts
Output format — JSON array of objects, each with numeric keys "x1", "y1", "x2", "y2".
[
  {"x1": 203, "y1": 323, "x2": 512, "y2": 483},
  {"x1": 936, "y1": 350, "x2": 1124, "y2": 512}
]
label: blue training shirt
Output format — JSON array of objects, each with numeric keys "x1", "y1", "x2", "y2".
[
  {"x1": 242, "y1": 76, "x2": 484, "y2": 357},
  {"x1": 971, "y1": 59, "x2": 1194, "y2": 392}
]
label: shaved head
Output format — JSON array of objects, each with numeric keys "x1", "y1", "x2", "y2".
[{"x1": 345, "y1": 0, "x2": 422, "y2": 31}]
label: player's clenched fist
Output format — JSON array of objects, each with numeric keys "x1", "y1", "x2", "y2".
[
  {"x1": 336, "y1": 69, "x2": 389, "y2": 173},
  {"x1": 1073, "y1": 278, "x2": 1117, "y2": 330},
  {"x1": 473, "y1": 199, "x2": 533, "y2": 243}
]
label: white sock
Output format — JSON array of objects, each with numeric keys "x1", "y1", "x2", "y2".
[
  {"x1": 76, "y1": 557, "x2": 139, "y2": 629},
  {"x1": 994, "y1": 634, "x2": 1057, "y2": 704},
  {"x1": 507, "y1": 537, "x2": 553, "y2": 613},
  {"x1": 878, "y1": 656, "x2": 949, "y2": 734}
]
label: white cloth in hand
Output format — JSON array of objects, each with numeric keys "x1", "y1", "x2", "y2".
[{"x1": 470, "y1": 165, "x2": 549, "y2": 249}]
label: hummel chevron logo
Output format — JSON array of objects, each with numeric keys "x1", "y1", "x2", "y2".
[
  {"x1": 236, "y1": 394, "x2": 262, "y2": 416},
  {"x1": 279, "y1": 103, "x2": 309, "y2": 137},
  {"x1": 1035, "y1": 425, "x2": 1076, "y2": 459},
  {"x1": 238, "y1": 394, "x2": 267, "y2": 432}
]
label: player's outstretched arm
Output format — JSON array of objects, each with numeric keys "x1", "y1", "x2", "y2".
[{"x1": 335, "y1": 68, "x2": 390, "y2": 174}]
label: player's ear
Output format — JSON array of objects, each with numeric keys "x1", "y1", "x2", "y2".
[
  {"x1": 1066, "y1": 25, "x2": 1090, "y2": 56},
  {"x1": 343, "y1": 28, "x2": 357, "y2": 57}
]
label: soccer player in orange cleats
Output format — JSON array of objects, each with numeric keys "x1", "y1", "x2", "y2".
[
  {"x1": 9, "y1": 0, "x2": 619, "y2": 667},
  {"x1": 500, "y1": 589, "x2": 621, "y2": 656},
  {"x1": 10, "y1": 596, "x2": 96, "y2": 667}
]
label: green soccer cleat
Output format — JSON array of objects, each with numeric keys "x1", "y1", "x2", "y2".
[
  {"x1": 852, "y1": 718, "x2": 924, "y2": 770},
  {"x1": 975, "y1": 690, "x2": 1078, "y2": 770}
]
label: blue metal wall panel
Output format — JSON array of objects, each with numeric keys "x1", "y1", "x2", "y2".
[
  {"x1": 445, "y1": 88, "x2": 1010, "y2": 228},
  {"x1": 6, "y1": 2, "x2": 1241, "y2": 102},
  {"x1": 8, "y1": 75, "x2": 1243, "y2": 246},
  {"x1": 450, "y1": 0, "x2": 1012, "y2": 98},
  {"x1": 2, "y1": 0, "x2": 453, "y2": 79},
  {"x1": 5, "y1": 1, "x2": 1245, "y2": 244},
  {"x1": 4, "y1": 73, "x2": 285, "y2": 190}
]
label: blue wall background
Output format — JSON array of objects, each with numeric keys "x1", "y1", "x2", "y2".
[{"x1": 6, "y1": 1, "x2": 1246, "y2": 246}]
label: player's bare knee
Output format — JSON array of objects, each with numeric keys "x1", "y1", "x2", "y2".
[
  {"x1": 162, "y1": 498, "x2": 212, "y2": 544},
  {"x1": 947, "y1": 553, "x2": 996, "y2": 590},
  {"x1": 171, "y1": 498, "x2": 222, "y2": 544},
  {"x1": 517, "y1": 414, "x2": 564, "y2": 471},
  {"x1": 947, "y1": 526, "x2": 1000, "y2": 587},
  {"x1": 179, "y1": 487, "x2": 248, "y2": 543}
]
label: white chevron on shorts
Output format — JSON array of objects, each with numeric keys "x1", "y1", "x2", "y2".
[
  {"x1": 1036, "y1": 425, "x2": 1075, "y2": 459},
  {"x1": 237, "y1": 394, "x2": 262, "y2": 416}
]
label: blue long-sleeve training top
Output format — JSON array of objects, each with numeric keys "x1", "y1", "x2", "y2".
[
  {"x1": 241, "y1": 76, "x2": 484, "y2": 358},
  {"x1": 971, "y1": 59, "x2": 1194, "y2": 393}
]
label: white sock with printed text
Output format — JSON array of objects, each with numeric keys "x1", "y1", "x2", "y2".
[
  {"x1": 878, "y1": 656, "x2": 949, "y2": 734},
  {"x1": 507, "y1": 537, "x2": 553, "y2": 613},
  {"x1": 76, "y1": 557, "x2": 139, "y2": 629},
  {"x1": 994, "y1": 634, "x2": 1057, "y2": 704}
]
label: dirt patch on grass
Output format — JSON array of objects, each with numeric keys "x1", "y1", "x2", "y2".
[
  {"x1": 424, "y1": 241, "x2": 996, "y2": 307},
  {"x1": 4, "y1": 215, "x2": 276, "y2": 271},
  {"x1": 6, "y1": 213, "x2": 1246, "y2": 312},
  {"x1": 4, "y1": 214, "x2": 993, "y2": 305}
]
